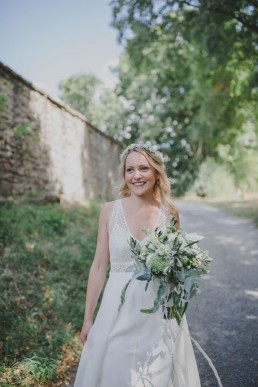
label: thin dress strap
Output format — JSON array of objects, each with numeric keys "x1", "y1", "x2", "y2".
[
  {"x1": 108, "y1": 198, "x2": 129, "y2": 232},
  {"x1": 108, "y1": 200, "x2": 118, "y2": 234}
]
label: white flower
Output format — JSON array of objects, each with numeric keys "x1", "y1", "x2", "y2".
[
  {"x1": 147, "y1": 242, "x2": 156, "y2": 251},
  {"x1": 168, "y1": 233, "x2": 177, "y2": 242},
  {"x1": 186, "y1": 232, "x2": 204, "y2": 242},
  {"x1": 156, "y1": 244, "x2": 170, "y2": 256},
  {"x1": 146, "y1": 254, "x2": 153, "y2": 269}
]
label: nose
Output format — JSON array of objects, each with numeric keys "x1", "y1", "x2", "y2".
[{"x1": 133, "y1": 169, "x2": 142, "y2": 179}]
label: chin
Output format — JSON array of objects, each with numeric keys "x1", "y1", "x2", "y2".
[{"x1": 131, "y1": 187, "x2": 153, "y2": 196}]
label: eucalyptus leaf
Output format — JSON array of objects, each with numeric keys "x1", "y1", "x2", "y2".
[
  {"x1": 185, "y1": 240, "x2": 199, "y2": 248},
  {"x1": 145, "y1": 276, "x2": 152, "y2": 291},
  {"x1": 118, "y1": 279, "x2": 132, "y2": 311},
  {"x1": 189, "y1": 283, "x2": 199, "y2": 299},
  {"x1": 133, "y1": 269, "x2": 152, "y2": 281},
  {"x1": 141, "y1": 281, "x2": 166, "y2": 314}
]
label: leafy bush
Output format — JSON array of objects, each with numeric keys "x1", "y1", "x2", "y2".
[
  {"x1": 39, "y1": 209, "x2": 67, "y2": 235},
  {"x1": 187, "y1": 157, "x2": 236, "y2": 198}
]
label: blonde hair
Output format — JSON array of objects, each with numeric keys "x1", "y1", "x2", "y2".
[{"x1": 117, "y1": 148, "x2": 180, "y2": 228}]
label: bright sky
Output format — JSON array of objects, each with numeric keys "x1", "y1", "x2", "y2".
[{"x1": 0, "y1": 0, "x2": 122, "y2": 98}]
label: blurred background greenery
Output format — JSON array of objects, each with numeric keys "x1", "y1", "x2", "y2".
[{"x1": 59, "y1": 0, "x2": 258, "y2": 199}]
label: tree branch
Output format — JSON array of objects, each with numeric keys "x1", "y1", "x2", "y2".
[
  {"x1": 212, "y1": 7, "x2": 258, "y2": 34},
  {"x1": 177, "y1": 1, "x2": 258, "y2": 34},
  {"x1": 177, "y1": 0, "x2": 200, "y2": 9}
]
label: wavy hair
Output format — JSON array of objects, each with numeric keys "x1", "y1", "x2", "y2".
[{"x1": 117, "y1": 148, "x2": 180, "y2": 228}]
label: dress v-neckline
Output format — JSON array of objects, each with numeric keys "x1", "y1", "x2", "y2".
[{"x1": 119, "y1": 198, "x2": 162, "y2": 243}]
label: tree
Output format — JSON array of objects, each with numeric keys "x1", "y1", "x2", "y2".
[
  {"x1": 111, "y1": 1, "x2": 257, "y2": 51},
  {"x1": 109, "y1": 0, "x2": 257, "y2": 193},
  {"x1": 111, "y1": 0, "x2": 257, "y2": 149},
  {"x1": 57, "y1": 1, "x2": 258, "y2": 195},
  {"x1": 88, "y1": 88, "x2": 129, "y2": 139},
  {"x1": 58, "y1": 73, "x2": 102, "y2": 120}
]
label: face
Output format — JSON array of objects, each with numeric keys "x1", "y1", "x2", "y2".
[{"x1": 124, "y1": 151, "x2": 157, "y2": 197}]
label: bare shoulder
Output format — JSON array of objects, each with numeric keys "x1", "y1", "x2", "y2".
[{"x1": 100, "y1": 200, "x2": 116, "y2": 222}]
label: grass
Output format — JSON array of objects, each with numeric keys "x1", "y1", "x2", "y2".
[{"x1": 0, "y1": 200, "x2": 102, "y2": 386}]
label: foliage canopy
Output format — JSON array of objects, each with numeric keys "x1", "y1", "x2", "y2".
[{"x1": 59, "y1": 1, "x2": 258, "y2": 195}]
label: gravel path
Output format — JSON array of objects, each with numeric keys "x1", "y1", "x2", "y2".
[{"x1": 176, "y1": 200, "x2": 258, "y2": 387}]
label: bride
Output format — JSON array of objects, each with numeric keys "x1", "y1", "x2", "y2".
[{"x1": 74, "y1": 143, "x2": 201, "y2": 387}]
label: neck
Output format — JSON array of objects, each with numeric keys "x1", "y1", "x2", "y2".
[{"x1": 128, "y1": 192, "x2": 158, "y2": 207}]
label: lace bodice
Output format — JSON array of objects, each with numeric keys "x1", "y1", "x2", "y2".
[{"x1": 108, "y1": 199, "x2": 170, "y2": 273}]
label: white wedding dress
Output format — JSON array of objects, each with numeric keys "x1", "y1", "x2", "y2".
[{"x1": 74, "y1": 199, "x2": 201, "y2": 387}]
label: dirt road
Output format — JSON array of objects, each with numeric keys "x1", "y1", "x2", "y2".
[{"x1": 177, "y1": 200, "x2": 258, "y2": 387}]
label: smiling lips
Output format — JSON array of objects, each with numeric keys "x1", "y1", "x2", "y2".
[{"x1": 132, "y1": 182, "x2": 146, "y2": 186}]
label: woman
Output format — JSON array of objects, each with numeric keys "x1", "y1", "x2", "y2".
[{"x1": 74, "y1": 143, "x2": 201, "y2": 387}]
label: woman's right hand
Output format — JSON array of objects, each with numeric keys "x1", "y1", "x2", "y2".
[{"x1": 80, "y1": 320, "x2": 93, "y2": 345}]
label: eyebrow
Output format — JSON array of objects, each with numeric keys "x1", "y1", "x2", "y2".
[{"x1": 125, "y1": 164, "x2": 149, "y2": 168}]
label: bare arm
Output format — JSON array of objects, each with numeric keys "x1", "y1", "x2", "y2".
[{"x1": 80, "y1": 202, "x2": 112, "y2": 345}]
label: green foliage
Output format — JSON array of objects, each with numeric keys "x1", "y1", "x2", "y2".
[
  {"x1": 232, "y1": 148, "x2": 258, "y2": 191},
  {"x1": 111, "y1": 2, "x2": 256, "y2": 149},
  {"x1": 39, "y1": 209, "x2": 67, "y2": 235},
  {"x1": 58, "y1": 73, "x2": 102, "y2": 120},
  {"x1": 111, "y1": 1, "x2": 257, "y2": 51},
  {"x1": 13, "y1": 120, "x2": 39, "y2": 142},
  {"x1": 1, "y1": 356, "x2": 56, "y2": 386},
  {"x1": 109, "y1": 0, "x2": 257, "y2": 196},
  {"x1": 14, "y1": 122, "x2": 31, "y2": 138},
  {"x1": 0, "y1": 201, "x2": 101, "y2": 385},
  {"x1": 89, "y1": 88, "x2": 128, "y2": 138},
  {"x1": 217, "y1": 123, "x2": 258, "y2": 192},
  {"x1": 57, "y1": 1, "x2": 257, "y2": 197},
  {"x1": 187, "y1": 157, "x2": 236, "y2": 198},
  {"x1": 58, "y1": 72, "x2": 126, "y2": 139},
  {"x1": 0, "y1": 93, "x2": 6, "y2": 113}
]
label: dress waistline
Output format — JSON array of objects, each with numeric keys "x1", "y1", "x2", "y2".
[{"x1": 110, "y1": 261, "x2": 135, "y2": 273}]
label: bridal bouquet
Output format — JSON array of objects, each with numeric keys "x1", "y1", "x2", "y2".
[{"x1": 118, "y1": 218, "x2": 212, "y2": 325}]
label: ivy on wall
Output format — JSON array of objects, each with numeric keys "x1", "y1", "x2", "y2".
[{"x1": 14, "y1": 120, "x2": 40, "y2": 143}]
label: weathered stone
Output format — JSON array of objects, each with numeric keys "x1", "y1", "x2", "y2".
[{"x1": 0, "y1": 62, "x2": 122, "y2": 201}]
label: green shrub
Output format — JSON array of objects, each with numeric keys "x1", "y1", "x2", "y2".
[
  {"x1": 187, "y1": 157, "x2": 236, "y2": 198},
  {"x1": 39, "y1": 209, "x2": 67, "y2": 235}
]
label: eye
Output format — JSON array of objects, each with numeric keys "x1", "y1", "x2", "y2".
[
  {"x1": 140, "y1": 166, "x2": 149, "y2": 171},
  {"x1": 126, "y1": 167, "x2": 133, "y2": 173}
]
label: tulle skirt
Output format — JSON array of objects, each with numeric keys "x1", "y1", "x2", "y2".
[{"x1": 74, "y1": 272, "x2": 201, "y2": 387}]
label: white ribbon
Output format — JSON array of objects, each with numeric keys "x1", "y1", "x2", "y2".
[
  {"x1": 163, "y1": 289, "x2": 223, "y2": 387},
  {"x1": 190, "y1": 334, "x2": 223, "y2": 387}
]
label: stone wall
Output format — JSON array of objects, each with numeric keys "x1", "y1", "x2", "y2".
[{"x1": 0, "y1": 62, "x2": 122, "y2": 202}]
